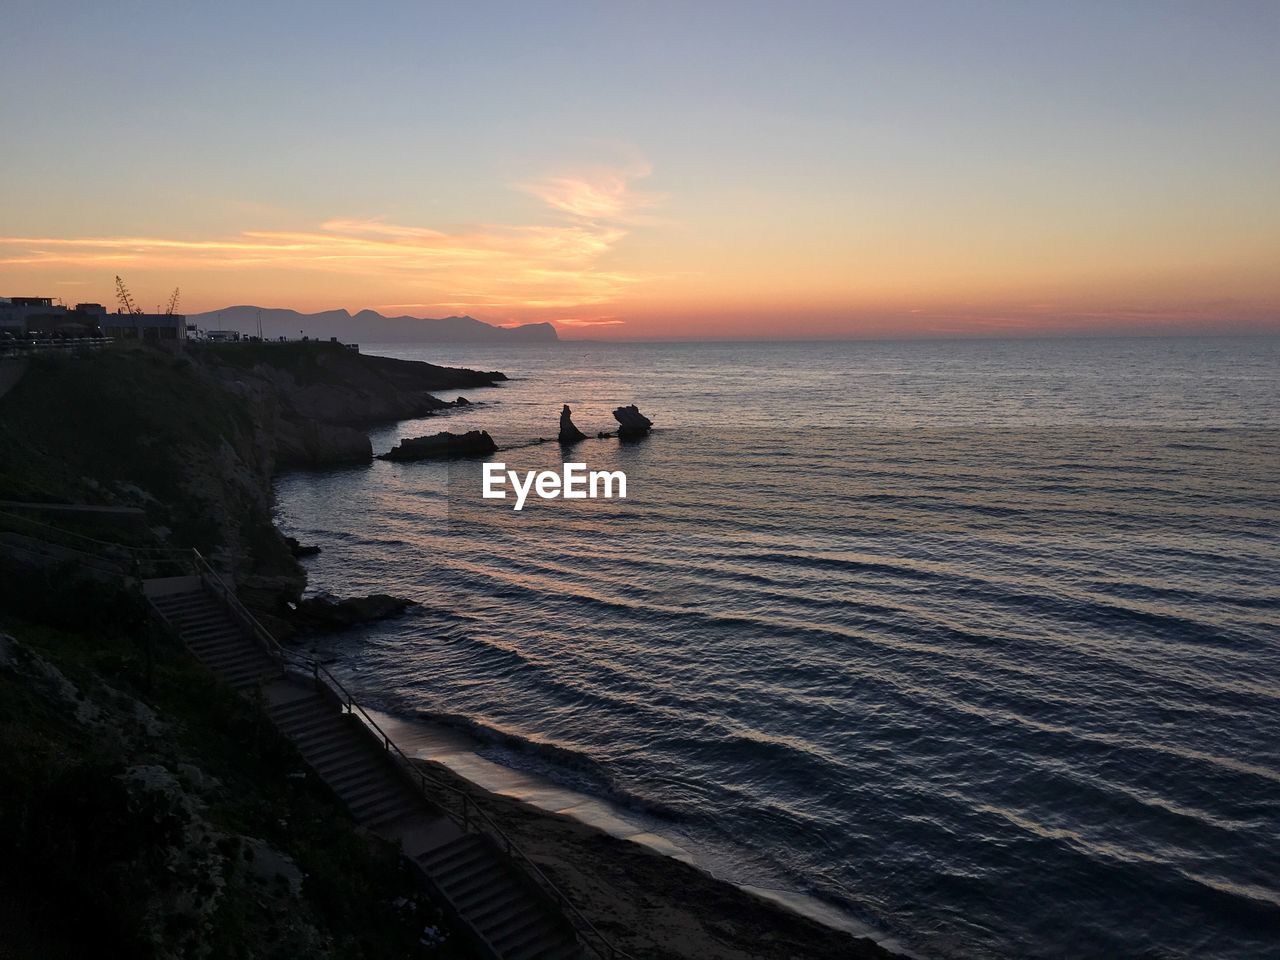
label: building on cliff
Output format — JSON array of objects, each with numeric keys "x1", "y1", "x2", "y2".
[
  {"x1": 0, "y1": 296, "x2": 186, "y2": 341},
  {"x1": 100, "y1": 311, "x2": 186, "y2": 341}
]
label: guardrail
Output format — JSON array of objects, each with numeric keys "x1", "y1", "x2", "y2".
[
  {"x1": 0, "y1": 337, "x2": 113, "y2": 358},
  {"x1": 0, "y1": 511, "x2": 630, "y2": 958},
  {"x1": 0, "y1": 509, "x2": 184, "y2": 572},
  {"x1": 188, "y1": 548, "x2": 290, "y2": 675},
  {"x1": 307, "y1": 659, "x2": 632, "y2": 960}
]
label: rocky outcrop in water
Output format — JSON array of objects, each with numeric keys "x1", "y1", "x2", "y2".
[
  {"x1": 558, "y1": 405, "x2": 588, "y2": 444},
  {"x1": 612, "y1": 404, "x2": 653, "y2": 437},
  {"x1": 380, "y1": 429, "x2": 498, "y2": 461},
  {"x1": 292, "y1": 593, "x2": 418, "y2": 631},
  {"x1": 285, "y1": 536, "x2": 321, "y2": 558}
]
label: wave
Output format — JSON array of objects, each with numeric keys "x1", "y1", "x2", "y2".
[{"x1": 409, "y1": 706, "x2": 691, "y2": 823}]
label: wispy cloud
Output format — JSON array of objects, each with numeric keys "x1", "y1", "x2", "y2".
[
  {"x1": 0, "y1": 163, "x2": 662, "y2": 315},
  {"x1": 515, "y1": 160, "x2": 663, "y2": 222}
]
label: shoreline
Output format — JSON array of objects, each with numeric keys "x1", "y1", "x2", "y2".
[{"x1": 366, "y1": 709, "x2": 909, "y2": 960}]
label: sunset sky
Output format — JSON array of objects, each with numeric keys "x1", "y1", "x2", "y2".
[{"x1": 2, "y1": 1, "x2": 1278, "y2": 340}]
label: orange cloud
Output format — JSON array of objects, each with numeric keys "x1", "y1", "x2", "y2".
[
  {"x1": 0, "y1": 165, "x2": 661, "y2": 314},
  {"x1": 516, "y1": 160, "x2": 663, "y2": 222}
]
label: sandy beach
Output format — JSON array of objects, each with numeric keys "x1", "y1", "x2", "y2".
[{"x1": 402, "y1": 753, "x2": 902, "y2": 960}]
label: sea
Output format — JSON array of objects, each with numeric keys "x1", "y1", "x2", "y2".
[{"x1": 273, "y1": 336, "x2": 1279, "y2": 959}]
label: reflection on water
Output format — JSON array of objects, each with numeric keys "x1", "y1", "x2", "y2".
[{"x1": 277, "y1": 337, "x2": 1280, "y2": 960}]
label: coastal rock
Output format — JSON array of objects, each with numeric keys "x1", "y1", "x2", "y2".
[
  {"x1": 285, "y1": 536, "x2": 321, "y2": 558},
  {"x1": 453, "y1": 396, "x2": 471, "y2": 406},
  {"x1": 274, "y1": 419, "x2": 372, "y2": 469},
  {"x1": 612, "y1": 404, "x2": 653, "y2": 437},
  {"x1": 292, "y1": 593, "x2": 419, "y2": 632},
  {"x1": 558, "y1": 404, "x2": 588, "y2": 444},
  {"x1": 379, "y1": 429, "x2": 498, "y2": 461}
]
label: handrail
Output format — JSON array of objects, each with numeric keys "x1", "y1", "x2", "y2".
[
  {"x1": 189, "y1": 548, "x2": 290, "y2": 675},
  {"x1": 0, "y1": 508, "x2": 178, "y2": 556},
  {"x1": 308, "y1": 659, "x2": 631, "y2": 960},
  {"x1": 0, "y1": 336, "x2": 113, "y2": 356},
  {"x1": 0, "y1": 512, "x2": 626, "y2": 956}
]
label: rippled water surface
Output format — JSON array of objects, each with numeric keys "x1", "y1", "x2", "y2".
[{"x1": 275, "y1": 337, "x2": 1279, "y2": 959}]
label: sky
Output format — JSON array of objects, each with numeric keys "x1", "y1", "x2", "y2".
[{"x1": 1, "y1": 0, "x2": 1278, "y2": 340}]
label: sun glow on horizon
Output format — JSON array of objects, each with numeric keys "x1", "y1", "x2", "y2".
[{"x1": 2, "y1": 4, "x2": 1278, "y2": 340}]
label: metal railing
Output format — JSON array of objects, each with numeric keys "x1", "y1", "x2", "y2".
[
  {"x1": 0, "y1": 336, "x2": 113, "y2": 358},
  {"x1": 307, "y1": 659, "x2": 632, "y2": 960},
  {"x1": 188, "y1": 548, "x2": 290, "y2": 675},
  {"x1": 0, "y1": 508, "x2": 184, "y2": 571},
  {"x1": 0, "y1": 511, "x2": 629, "y2": 958}
]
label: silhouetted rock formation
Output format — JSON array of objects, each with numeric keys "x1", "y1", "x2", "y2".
[
  {"x1": 285, "y1": 536, "x2": 321, "y2": 558},
  {"x1": 293, "y1": 592, "x2": 418, "y2": 631},
  {"x1": 558, "y1": 404, "x2": 588, "y2": 444},
  {"x1": 380, "y1": 429, "x2": 498, "y2": 461},
  {"x1": 275, "y1": 419, "x2": 372, "y2": 468},
  {"x1": 612, "y1": 404, "x2": 653, "y2": 437}
]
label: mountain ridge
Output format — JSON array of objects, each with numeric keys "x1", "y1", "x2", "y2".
[{"x1": 187, "y1": 305, "x2": 558, "y2": 343}]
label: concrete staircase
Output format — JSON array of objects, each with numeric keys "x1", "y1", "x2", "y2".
[
  {"x1": 149, "y1": 584, "x2": 280, "y2": 690},
  {"x1": 144, "y1": 575, "x2": 586, "y2": 960},
  {"x1": 266, "y1": 685, "x2": 429, "y2": 829},
  {"x1": 420, "y1": 833, "x2": 582, "y2": 960}
]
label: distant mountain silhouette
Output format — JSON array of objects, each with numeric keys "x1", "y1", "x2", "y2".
[{"x1": 186, "y1": 306, "x2": 558, "y2": 344}]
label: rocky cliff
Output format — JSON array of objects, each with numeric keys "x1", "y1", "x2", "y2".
[
  {"x1": 0, "y1": 341, "x2": 505, "y2": 623},
  {"x1": 0, "y1": 571, "x2": 468, "y2": 959}
]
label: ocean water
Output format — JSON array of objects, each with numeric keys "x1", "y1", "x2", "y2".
[{"x1": 274, "y1": 337, "x2": 1280, "y2": 959}]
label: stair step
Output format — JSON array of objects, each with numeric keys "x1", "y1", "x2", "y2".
[
  {"x1": 310, "y1": 742, "x2": 378, "y2": 777},
  {"x1": 431, "y1": 845, "x2": 495, "y2": 884},
  {"x1": 186, "y1": 632, "x2": 245, "y2": 651},
  {"x1": 310, "y1": 748, "x2": 380, "y2": 783},
  {"x1": 222, "y1": 659, "x2": 273, "y2": 680},
  {"x1": 291, "y1": 715, "x2": 355, "y2": 741},
  {"x1": 459, "y1": 882, "x2": 524, "y2": 925},
  {"x1": 530, "y1": 944, "x2": 583, "y2": 960},
  {"x1": 163, "y1": 600, "x2": 227, "y2": 614},
  {"x1": 278, "y1": 710, "x2": 345, "y2": 739},
  {"x1": 226, "y1": 670, "x2": 272, "y2": 689},
  {"x1": 351, "y1": 782, "x2": 411, "y2": 815},
  {"x1": 484, "y1": 902, "x2": 548, "y2": 948},
  {"x1": 435, "y1": 842, "x2": 501, "y2": 883},
  {"x1": 369, "y1": 799, "x2": 423, "y2": 828},
  {"x1": 420, "y1": 834, "x2": 487, "y2": 873},
  {"x1": 505, "y1": 922, "x2": 568, "y2": 960},
  {"x1": 320, "y1": 752, "x2": 380, "y2": 782},
  {"x1": 200, "y1": 647, "x2": 266, "y2": 670},
  {"x1": 184, "y1": 622, "x2": 241, "y2": 639},
  {"x1": 338, "y1": 775, "x2": 402, "y2": 808},
  {"x1": 222, "y1": 660, "x2": 274, "y2": 682},
  {"x1": 356, "y1": 790, "x2": 419, "y2": 824},
  {"x1": 297, "y1": 728, "x2": 365, "y2": 762},
  {"x1": 172, "y1": 610, "x2": 228, "y2": 624},
  {"x1": 294, "y1": 725, "x2": 360, "y2": 756},
  {"x1": 442, "y1": 858, "x2": 508, "y2": 908},
  {"x1": 269, "y1": 695, "x2": 326, "y2": 721},
  {"x1": 154, "y1": 596, "x2": 216, "y2": 611},
  {"x1": 328, "y1": 768, "x2": 384, "y2": 796}
]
